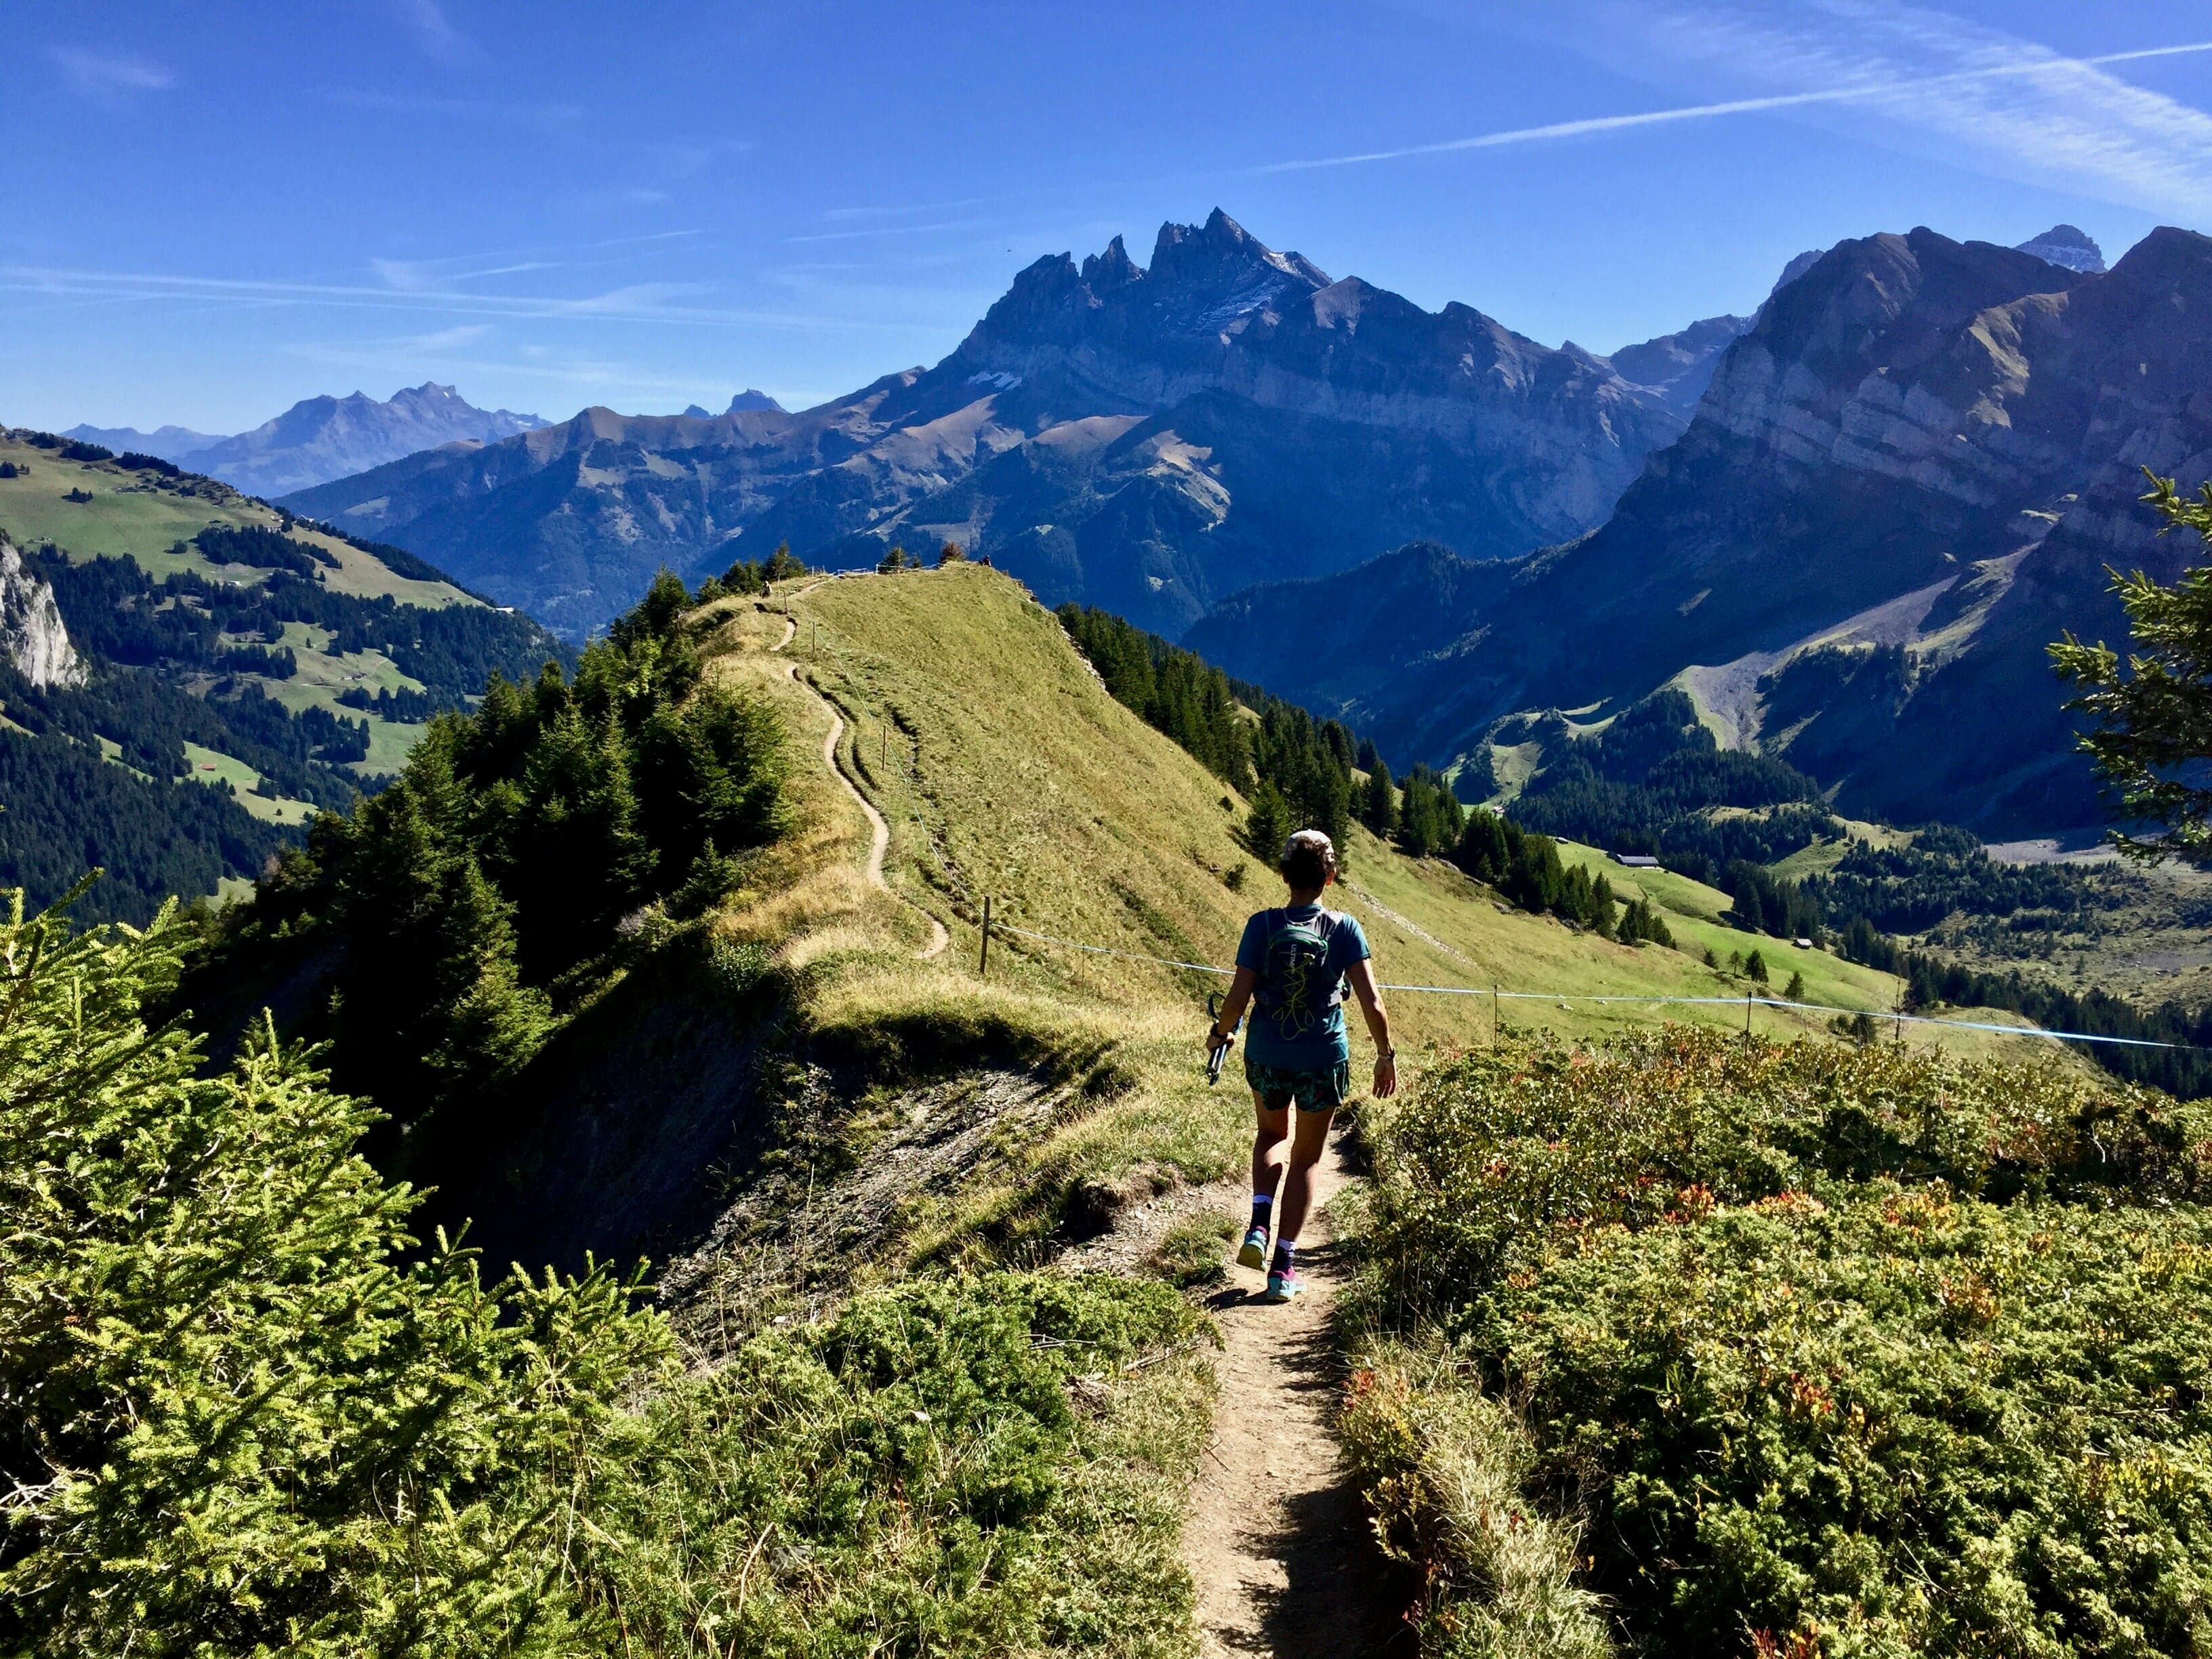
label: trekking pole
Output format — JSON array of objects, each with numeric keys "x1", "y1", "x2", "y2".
[
  {"x1": 979, "y1": 895, "x2": 992, "y2": 979},
  {"x1": 1205, "y1": 991, "x2": 1242, "y2": 1086}
]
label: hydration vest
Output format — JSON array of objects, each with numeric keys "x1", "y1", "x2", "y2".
[{"x1": 1254, "y1": 907, "x2": 1343, "y2": 1044}]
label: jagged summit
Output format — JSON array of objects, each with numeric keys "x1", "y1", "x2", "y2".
[
  {"x1": 726, "y1": 388, "x2": 786, "y2": 414},
  {"x1": 1149, "y1": 207, "x2": 1331, "y2": 292},
  {"x1": 2016, "y1": 223, "x2": 2107, "y2": 274}
]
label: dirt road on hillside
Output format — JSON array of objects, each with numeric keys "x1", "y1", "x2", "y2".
[
  {"x1": 1184, "y1": 1134, "x2": 1410, "y2": 1658},
  {"x1": 771, "y1": 603, "x2": 949, "y2": 959}
]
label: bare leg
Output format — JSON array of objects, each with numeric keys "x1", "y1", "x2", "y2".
[
  {"x1": 1250, "y1": 1094, "x2": 1288, "y2": 1206},
  {"x1": 1275, "y1": 1107, "x2": 1336, "y2": 1245}
]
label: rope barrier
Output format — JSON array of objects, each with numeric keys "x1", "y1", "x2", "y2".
[{"x1": 987, "y1": 920, "x2": 2188, "y2": 1052}]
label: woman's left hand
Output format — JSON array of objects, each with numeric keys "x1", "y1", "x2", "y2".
[{"x1": 1372, "y1": 1052, "x2": 1398, "y2": 1099}]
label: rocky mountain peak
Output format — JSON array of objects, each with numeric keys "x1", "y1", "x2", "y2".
[
  {"x1": 1081, "y1": 234, "x2": 1143, "y2": 291},
  {"x1": 1770, "y1": 249, "x2": 1824, "y2": 295},
  {"x1": 2016, "y1": 224, "x2": 2107, "y2": 274},
  {"x1": 726, "y1": 388, "x2": 786, "y2": 414},
  {"x1": 1147, "y1": 208, "x2": 1331, "y2": 301}
]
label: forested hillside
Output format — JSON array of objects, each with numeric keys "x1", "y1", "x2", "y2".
[
  {"x1": 178, "y1": 574, "x2": 783, "y2": 1183},
  {"x1": 0, "y1": 430, "x2": 564, "y2": 920}
]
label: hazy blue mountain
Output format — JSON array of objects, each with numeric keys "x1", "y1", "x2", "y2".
[
  {"x1": 62, "y1": 422, "x2": 227, "y2": 461},
  {"x1": 726, "y1": 389, "x2": 786, "y2": 413},
  {"x1": 184, "y1": 383, "x2": 546, "y2": 498},
  {"x1": 1607, "y1": 313, "x2": 1757, "y2": 416},
  {"x1": 283, "y1": 210, "x2": 1698, "y2": 637}
]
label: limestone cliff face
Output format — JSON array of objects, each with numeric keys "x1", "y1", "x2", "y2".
[
  {"x1": 1189, "y1": 226, "x2": 2212, "y2": 837},
  {"x1": 0, "y1": 537, "x2": 86, "y2": 689}
]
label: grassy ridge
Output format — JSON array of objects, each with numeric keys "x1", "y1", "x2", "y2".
[{"x1": 669, "y1": 567, "x2": 2093, "y2": 1296}]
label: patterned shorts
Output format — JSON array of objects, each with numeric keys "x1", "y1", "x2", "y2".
[{"x1": 1244, "y1": 1054, "x2": 1351, "y2": 1115}]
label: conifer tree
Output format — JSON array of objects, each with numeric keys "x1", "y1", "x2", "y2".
[
  {"x1": 1362, "y1": 760, "x2": 1397, "y2": 838},
  {"x1": 0, "y1": 887, "x2": 670, "y2": 1654},
  {"x1": 1591, "y1": 872, "x2": 1619, "y2": 939},
  {"x1": 2052, "y1": 472, "x2": 2212, "y2": 862},
  {"x1": 1246, "y1": 779, "x2": 1293, "y2": 862}
]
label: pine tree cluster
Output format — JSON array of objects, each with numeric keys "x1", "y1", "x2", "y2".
[
  {"x1": 1057, "y1": 605, "x2": 1358, "y2": 853},
  {"x1": 699, "y1": 541, "x2": 811, "y2": 603},
  {"x1": 182, "y1": 572, "x2": 787, "y2": 1162},
  {"x1": 1454, "y1": 808, "x2": 1622, "y2": 936}
]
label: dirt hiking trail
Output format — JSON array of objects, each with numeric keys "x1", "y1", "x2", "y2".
[
  {"x1": 1185, "y1": 1132, "x2": 1409, "y2": 1657},
  {"x1": 771, "y1": 599, "x2": 949, "y2": 960}
]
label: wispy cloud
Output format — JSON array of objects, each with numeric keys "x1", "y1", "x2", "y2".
[
  {"x1": 372, "y1": 257, "x2": 560, "y2": 289},
  {"x1": 0, "y1": 263, "x2": 914, "y2": 331},
  {"x1": 823, "y1": 197, "x2": 998, "y2": 223},
  {"x1": 52, "y1": 48, "x2": 173, "y2": 106},
  {"x1": 1257, "y1": 15, "x2": 2212, "y2": 214},
  {"x1": 395, "y1": 0, "x2": 478, "y2": 65},
  {"x1": 785, "y1": 219, "x2": 995, "y2": 244}
]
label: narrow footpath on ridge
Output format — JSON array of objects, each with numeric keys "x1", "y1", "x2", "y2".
[
  {"x1": 774, "y1": 577, "x2": 1397, "y2": 1653},
  {"x1": 1185, "y1": 1135, "x2": 1408, "y2": 1658},
  {"x1": 770, "y1": 591, "x2": 949, "y2": 960}
]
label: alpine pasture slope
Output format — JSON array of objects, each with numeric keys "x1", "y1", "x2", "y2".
[
  {"x1": 724, "y1": 561, "x2": 2072, "y2": 1075},
  {"x1": 659, "y1": 561, "x2": 2078, "y2": 1313}
]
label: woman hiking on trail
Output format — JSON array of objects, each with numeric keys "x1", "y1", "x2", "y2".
[{"x1": 1206, "y1": 829, "x2": 1397, "y2": 1303}]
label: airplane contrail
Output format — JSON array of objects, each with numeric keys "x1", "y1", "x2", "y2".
[{"x1": 1258, "y1": 39, "x2": 2212, "y2": 173}]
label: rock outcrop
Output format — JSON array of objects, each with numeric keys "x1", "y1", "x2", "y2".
[{"x1": 0, "y1": 537, "x2": 86, "y2": 689}]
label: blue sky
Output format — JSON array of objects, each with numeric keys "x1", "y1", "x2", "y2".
[{"x1": 9, "y1": 1, "x2": 2212, "y2": 434}]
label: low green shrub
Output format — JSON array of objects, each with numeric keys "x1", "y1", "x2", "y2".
[
  {"x1": 1349, "y1": 1029, "x2": 2212, "y2": 1657},
  {"x1": 1, "y1": 882, "x2": 1207, "y2": 1656},
  {"x1": 590, "y1": 1274, "x2": 1202, "y2": 1655},
  {"x1": 1490, "y1": 1190, "x2": 2212, "y2": 1657},
  {"x1": 1359, "y1": 1029, "x2": 2212, "y2": 1330},
  {"x1": 1338, "y1": 1339, "x2": 1612, "y2": 1659}
]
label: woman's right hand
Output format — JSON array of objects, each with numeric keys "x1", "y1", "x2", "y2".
[{"x1": 1372, "y1": 1052, "x2": 1398, "y2": 1099}]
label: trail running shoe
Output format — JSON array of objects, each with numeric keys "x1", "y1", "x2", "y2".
[
  {"x1": 1237, "y1": 1227, "x2": 1268, "y2": 1270},
  {"x1": 1261, "y1": 1268, "x2": 1303, "y2": 1305}
]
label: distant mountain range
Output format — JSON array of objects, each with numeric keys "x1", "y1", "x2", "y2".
[
  {"x1": 281, "y1": 210, "x2": 1747, "y2": 637},
  {"x1": 265, "y1": 213, "x2": 2178, "y2": 834},
  {"x1": 60, "y1": 421, "x2": 228, "y2": 460},
  {"x1": 68, "y1": 384, "x2": 545, "y2": 499},
  {"x1": 1188, "y1": 222, "x2": 2203, "y2": 837}
]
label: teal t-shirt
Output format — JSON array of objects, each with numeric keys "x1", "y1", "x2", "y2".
[{"x1": 1235, "y1": 905, "x2": 1371, "y2": 1069}]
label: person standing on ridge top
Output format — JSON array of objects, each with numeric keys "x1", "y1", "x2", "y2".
[{"x1": 1206, "y1": 829, "x2": 1396, "y2": 1303}]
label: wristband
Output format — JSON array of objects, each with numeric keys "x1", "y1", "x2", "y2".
[{"x1": 1376, "y1": 1048, "x2": 1395, "y2": 1061}]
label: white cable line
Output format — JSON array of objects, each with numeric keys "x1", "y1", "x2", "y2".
[{"x1": 987, "y1": 921, "x2": 2187, "y2": 1052}]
